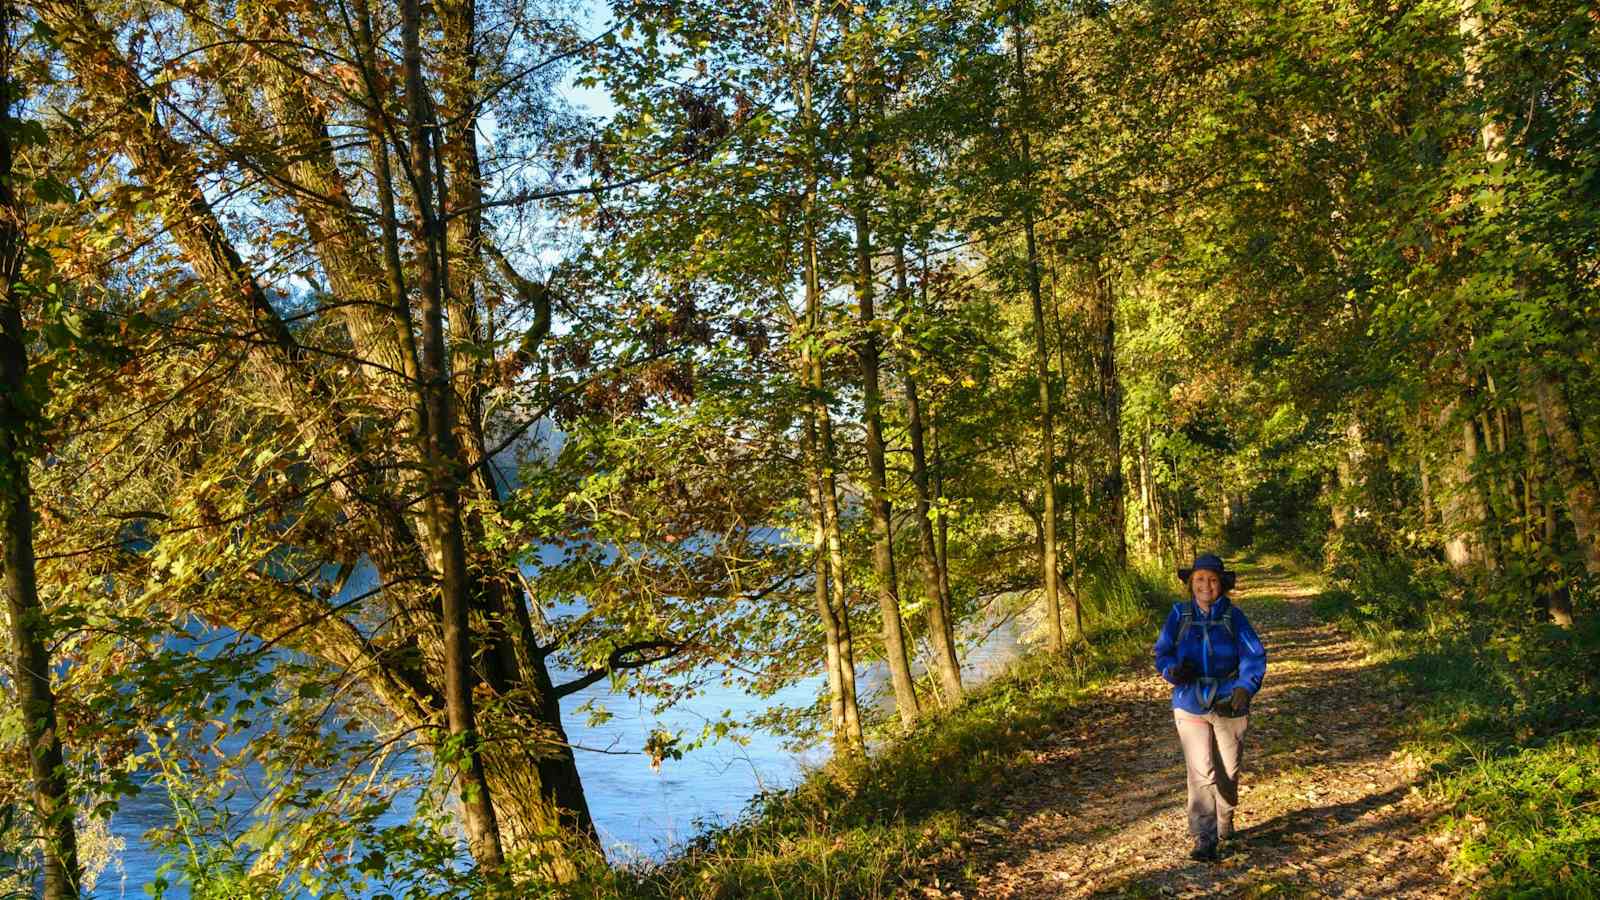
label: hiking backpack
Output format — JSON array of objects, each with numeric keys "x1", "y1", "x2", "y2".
[{"x1": 1175, "y1": 602, "x2": 1235, "y2": 644}]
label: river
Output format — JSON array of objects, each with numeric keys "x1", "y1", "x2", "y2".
[{"x1": 86, "y1": 601, "x2": 1031, "y2": 897}]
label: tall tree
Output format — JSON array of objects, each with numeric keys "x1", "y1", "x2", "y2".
[
  {"x1": 398, "y1": 0, "x2": 506, "y2": 870},
  {"x1": 1011, "y1": 2, "x2": 1066, "y2": 650},
  {"x1": 845, "y1": 7, "x2": 920, "y2": 726},
  {"x1": 899, "y1": 248, "x2": 963, "y2": 703},
  {"x1": 1090, "y1": 258, "x2": 1128, "y2": 569},
  {"x1": 0, "y1": 8, "x2": 80, "y2": 893}
]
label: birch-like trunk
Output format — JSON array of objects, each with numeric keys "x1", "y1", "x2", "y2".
[
  {"x1": 928, "y1": 404, "x2": 955, "y2": 612},
  {"x1": 1138, "y1": 437, "x2": 1151, "y2": 552},
  {"x1": 1437, "y1": 396, "x2": 1487, "y2": 570},
  {"x1": 789, "y1": 1, "x2": 865, "y2": 750},
  {"x1": 919, "y1": 255, "x2": 957, "y2": 618},
  {"x1": 802, "y1": 350, "x2": 865, "y2": 750},
  {"x1": 1334, "y1": 419, "x2": 1365, "y2": 531},
  {"x1": 1531, "y1": 373, "x2": 1600, "y2": 584}
]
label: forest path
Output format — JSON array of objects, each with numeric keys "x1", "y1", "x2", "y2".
[{"x1": 915, "y1": 562, "x2": 1472, "y2": 899}]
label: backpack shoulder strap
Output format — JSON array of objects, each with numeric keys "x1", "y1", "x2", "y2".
[
  {"x1": 1222, "y1": 606, "x2": 1236, "y2": 639},
  {"x1": 1176, "y1": 603, "x2": 1195, "y2": 643}
]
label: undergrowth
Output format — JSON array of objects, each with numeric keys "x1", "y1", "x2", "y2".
[
  {"x1": 610, "y1": 563, "x2": 1178, "y2": 900},
  {"x1": 1314, "y1": 569, "x2": 1600, "y2": 898}
]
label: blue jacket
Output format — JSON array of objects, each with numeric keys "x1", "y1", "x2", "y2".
[{"x1": 1153, "y1": 597, "x2": 1267, "y2": 715}]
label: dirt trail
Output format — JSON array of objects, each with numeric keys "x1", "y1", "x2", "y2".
[{"x1": 915, "y1": 563, "x2": 1473, "y2": 899}]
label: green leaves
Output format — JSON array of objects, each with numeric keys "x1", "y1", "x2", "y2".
[{"x1": 30, "y1": 176, "x2": 74, "y2": 205}]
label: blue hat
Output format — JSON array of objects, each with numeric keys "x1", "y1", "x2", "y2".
[{"x1": 1177, "y1": 553, "x2": 1236, "y2": 592}]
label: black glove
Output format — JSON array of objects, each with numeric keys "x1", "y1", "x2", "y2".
[
  {"x1": 1228, "y1": 687, "x2": 1251, "y2": 715},
  {"x1": 1171, "y1": 660, "x2": 1200, "y2": 684}
]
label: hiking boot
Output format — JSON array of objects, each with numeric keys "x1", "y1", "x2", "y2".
[{"x1": 1189, "y1": 839, "x2": 1219, "y2": 862}]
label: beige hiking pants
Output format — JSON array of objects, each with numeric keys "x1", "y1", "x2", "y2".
[{"x1": 1174, "y1": 708, "x2": 1248, "y2": 843}]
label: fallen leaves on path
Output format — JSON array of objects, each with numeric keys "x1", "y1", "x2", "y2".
[{"x1": 899, "y1": 565, "x2": 1473, "y2": 899}]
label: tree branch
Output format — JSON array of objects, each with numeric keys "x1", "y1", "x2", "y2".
[{"x1": 550, "y1": 639, "x2": 681, "y2": 698}]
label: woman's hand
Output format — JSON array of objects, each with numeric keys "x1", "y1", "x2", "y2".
[
  {"x1": 1171, "y1": 660, "x2": 1200, "y2": 684},
  {"x1": 1229, "y1": 687, "x2": 1251, "y2": 715}
]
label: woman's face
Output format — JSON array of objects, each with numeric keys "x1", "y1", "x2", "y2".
[{"x1": 1190, "y1": 569, "x2": 1221, "y2": 606}]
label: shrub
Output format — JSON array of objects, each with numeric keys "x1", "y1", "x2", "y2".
[{"x1": 1315, "y1": 523, "x2": 1448, "y2": 631}]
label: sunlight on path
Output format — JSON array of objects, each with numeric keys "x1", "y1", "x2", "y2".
[{"x1": 920, "y1": 563, "x2": 1472, "y2": 899}]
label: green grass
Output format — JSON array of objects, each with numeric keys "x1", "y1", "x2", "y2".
[
  {"x1": 1315, "y1": 588, "x2": 1600, "y2": 898},
  {"x1": 1439, "y1": 728, "x2": 1600, "y2": 899},
  {"x1": 609, "y1": 563, "x2": 1179, "y2": 900}
]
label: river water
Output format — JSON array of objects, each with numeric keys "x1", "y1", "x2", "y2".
[{"x1": 88, "y1": 603, "x2": 1031, "y2": 897}]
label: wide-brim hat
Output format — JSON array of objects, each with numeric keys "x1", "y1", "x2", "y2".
[{"x1": 1177, "y1": 553, "x2": 1236, "y2": 592}]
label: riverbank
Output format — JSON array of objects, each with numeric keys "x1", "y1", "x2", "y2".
[{"x1": 609, "y1": 565, "x2": 1180, "y2": 899}]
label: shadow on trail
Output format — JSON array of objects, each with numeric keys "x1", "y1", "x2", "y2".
[
  {"x1": 922, "y1": 564, "x2": 1457, "y2": 899},
  {"x1": 1084, "y1": 785, "x2": 1433, "y2": 899},
  {"x1": 1240, "y1": 783, "x2": 1411, "y2": 847}
]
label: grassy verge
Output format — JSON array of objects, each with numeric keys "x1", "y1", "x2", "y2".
[
  {"x1": 1313, "y1": 586, "x2": 1600, "y2": 898},
  {"x1": 608, "y1": 564, "x2": 1179, "y2": 900}
]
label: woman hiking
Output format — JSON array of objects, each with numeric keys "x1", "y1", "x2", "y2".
[{"x1": 1153, "y1": 553, "x2": 1268, "y2": 862}]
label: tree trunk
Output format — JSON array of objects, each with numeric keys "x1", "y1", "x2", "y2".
[
  {"x1": 789, "y1": 27, "x2": 867, "y2": 747},
  {"x1": 1420, "y1": 464, "x2": 1435, "y2": 527},
  {"x1": 802, "y1": 371, "x2": 865, "y2": 749},
  {"x1": 1013, "y1": 6, "x2": 1065, "y2": 652},
  {"x1": 1447, "y1": 0, "x2": 1512, "y2": 577},
  {"x1": 920, "y1": 255, "x2": 957, "y2": 619},
  {"x1": 1520, "y1": 393, "x2": 1576, "y2": 625},
  {"x1": 1530, "y1": 368, "x2": 1600, "y2": 584},
  {"x1": 1334, "y1": 419, "x2": 1365, "y2": 531},
  {"x1": 0, "y1": 364, "x2": 81, "y2": 900},
  {"x1": 1066, "y1": 461, "x2": 1086, "y2": 641},
  {"x1": 799, "y1": 197, "x2": 867, "y2": 746},
  {"x1": 424, "y1": 12, "x2": 561, "y2": 772},
  {"x1": 772, "y1": 0, "x2": 864, "y2": 747},
  {"x1": 400, "y1": 0, "x2": 506, "y2": 871},
  {"x1": 801, "y1": 393, "x2": 845, "y2": 740},
  {"x1": 1174, "y1": 487, "x2": 1189, "y2": 561},
  {"x1": 1047, "y1": 267, "x2": 1087, "y2": 637},
  {"x1": 1438, "y1": 395, "x2": 1487, "y2": 571},
  {"x1": 849, "y1": 202, "x2": 920, "y2": 728},
  {"x1": 811, "y1": 481, "x2": 847, "y2": 741},
  {"x1": 0, "y1": 55, "x2": 81, "y2": 895},
  {"x1": 1153, "y1": 475, "x2": 1165, "y2": 561},
  {"x1": 901, "y1": 322, "x2": 963, "y2": 700},
  {"x1": 1138, "y1": 434, "x2": 1153, "y2": 554},
  {"x1": 437, "y1": 0, "x2": 486, "y2": 379},
  {"x1": 476, "y1": 662, "x2": 595, "y2": 881},
  {"x1": 845, "y1": 20, "x2": 919, "y2": 726},
  {"x1": 197, "y1": 13, "x2": 411, "y2": 388},
  {"x1": 1091, "y1": 258, "x2": 1128, "y2": 569}
]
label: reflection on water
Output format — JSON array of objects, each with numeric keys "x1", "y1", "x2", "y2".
[{"x1": 96, "y1": 604, "x2": 1030, "y2": 896}]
